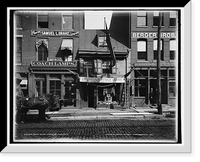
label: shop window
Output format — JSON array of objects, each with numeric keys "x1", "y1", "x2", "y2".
[
  {"x1": 169, "y1": 11, "x2": 176, "y2": 27},
  {"x1": 137, "y1": 39, "x2": 147, "y2": 60},
  {"x1": 49, "y1": 75, "x2": 61, "y2": 98},
  {"x1": 137, "y1": 12, "x2": 147, "y2": 27},
  {"x1": 170, "y1": 39, "x2": 176, "y2": 60},
  {"x1": 35, "y1": 80, "x2": 46, "y2": 97},
  {"x1": 38, "y1": 43, "x2": 48, "y2": 61},
  {"x1": 169, "y1": 70, "x2": 175, "y2": 78},
  {"x1": 169, "y1": 81, "x2": 176, "y2": 97},
  {"x1": 16, "y1": 37, "x2": 22, "y2": 64},
  {"x1": 135, "y1": 70, "x2": 148, "y2": 78},
  {"x1": 153, "y1": 12, "x2": 164, "y2": 26},
  {"x1": 153, "y1": 39, "x2": 164, "y2": 61},
  {"x1": 134, "y1": 79, "x2": 147, "y2": 97},
  {"x1": 38, "y1": 12, "x2": 48, "y2": 28},
  {"x1": 62, "y1": 13, "x2": 73, "y2": 30}
]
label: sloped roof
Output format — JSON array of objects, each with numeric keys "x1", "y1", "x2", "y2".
[{"x1": 79, "y1": 30, "x2": 129, "y2": 54}]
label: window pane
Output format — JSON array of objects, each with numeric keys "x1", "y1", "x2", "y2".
[
  {"x1": 169, "y1": 81, "x2": 176, "y2": 97},
  {"x1": 38, "y1": 13, "x2": 48, "y2": 28},
  {"x1": 153, "y1": 39, "x2": 162, "y2": 50},
  {"x1": 15, "y1": 15, "x2": 22, "y2": 28},
  {"x1": 63, "y1": 15, "x2": 73, "y2": 30},
  {"x1": 98, "y1": 36, "x2": 107, "y2": 47},
  {"x1": 153, "y1": 11, "x2": 159, "y2": 16},
  {"x1": 137, "y1": 41, "x2": 146, "y2": 51},
  {"x1": 138, "y1": 52, "x2": 147, "y2": 60},
  {"x1": 170, "y1": 40, "x2": 176, "y2": 50},
  {"x1": 170, "y1": 18, "x2": 176, "y2": 26},
  {"x1": 138, "y1": 12, "x2": 146, "y2": 16},
  {"x1": 170, "y1": 11, "x2": 176, "y2": 18},
  {"x1": 16, "y1": 37, "x2": 22, "y2": 64},
  {"x1": 137, "y1": 17, "x2": 146, "y2": 26},
  {"x1": 38, "y1": 15, "x2": 48, "y2": 22},
  {"x1": 170, "y1": 51, "x2": 175, "y2": 60},
  {"x1": 38, "y1": 44, "x2": 48, "y2": 61}
]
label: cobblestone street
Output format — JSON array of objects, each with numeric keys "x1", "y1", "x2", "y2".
[{"x1": 15, "y1": 118, "x2": 176, "y2": 141}]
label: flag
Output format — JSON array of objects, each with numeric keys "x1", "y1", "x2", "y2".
[{"x1": 105, "y1": 19, "x2": 116, "y2": 67}]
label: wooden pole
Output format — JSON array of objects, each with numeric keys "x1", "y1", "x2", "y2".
[{"x1": 157, "y1": 12, "x2": 162, "y2": 114}]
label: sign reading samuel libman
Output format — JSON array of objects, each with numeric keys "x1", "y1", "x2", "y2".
[{"x1": 31, "y1": 30, "x2": 79, "y2": 37}]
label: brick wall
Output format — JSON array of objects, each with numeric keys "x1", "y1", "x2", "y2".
[{"x1": 16, "y1": 11, "x2": 84, "y2": 67}]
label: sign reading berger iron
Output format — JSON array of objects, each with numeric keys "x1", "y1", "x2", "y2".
[{"x1": 31, "y1": 30, "x2": 79, "y2": 37}]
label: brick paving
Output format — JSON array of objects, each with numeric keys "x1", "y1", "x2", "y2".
[{"x1": 15, "y1": 119, "x2": 176, "y2": 141}]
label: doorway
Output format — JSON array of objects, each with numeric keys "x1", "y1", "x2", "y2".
[
  {"x1": 88, "y1": 85, "x2": 94, "y2": 107},
  {"x1": 150, "y1": 79, "x2": 167, "y2": 104}
]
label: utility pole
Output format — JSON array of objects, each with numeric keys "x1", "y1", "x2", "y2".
[{"x1": 157, "y1": 12, "x2": 162, "y2": 114}]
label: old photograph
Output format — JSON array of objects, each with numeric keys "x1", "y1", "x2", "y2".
[{"x1": 13, "y1": 8, "x2": 179, "y2": 143}]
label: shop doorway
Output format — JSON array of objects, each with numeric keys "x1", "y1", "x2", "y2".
[
  {"x1": 88, "y1": 85, "x2": 94, "y2": 107},
  {"x1": 150, "y1": 79, "x2": 167, "y2": 104}
]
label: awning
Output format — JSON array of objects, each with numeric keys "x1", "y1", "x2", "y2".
[{"x1": 61, "y1": 39, "x2": 73, "y2": 51}]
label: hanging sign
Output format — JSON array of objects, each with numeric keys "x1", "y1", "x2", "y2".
[
  {"x1": 79, "y1": 77, "x2": 125, "y2": 83},
  {"x1": 31, "y1": 30, "x2": 79, "y2": 37}
]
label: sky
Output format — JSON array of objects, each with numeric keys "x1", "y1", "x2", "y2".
[{"x1": 84, "y1": 11, "x2": 113, "y2": 29}]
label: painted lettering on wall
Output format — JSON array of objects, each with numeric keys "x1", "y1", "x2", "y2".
[
  {"x1": 31, "y1": 61, "x2": 77, "y2": 67},
  {"x1": 31, "y1": 30, "x2": 79, "y2": 37},
  {"x1": 132, "y1": 32, "x2": 176, "y2": 38}
]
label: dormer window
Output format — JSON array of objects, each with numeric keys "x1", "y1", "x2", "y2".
[{"x1": 98, "y1": 35, "x2": 107, "y2": 47}]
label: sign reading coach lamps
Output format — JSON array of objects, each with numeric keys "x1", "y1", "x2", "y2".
[{"x1": 31, "y1": 61, "x2": 77, "y2": 67}]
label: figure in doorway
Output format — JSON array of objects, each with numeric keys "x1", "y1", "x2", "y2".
[
  {"x1": 149, "y1": 88, "x2": 157, "y2": 107},
  {"x1": 104, "y1": 93, "x2": 114, "y2": 109}
]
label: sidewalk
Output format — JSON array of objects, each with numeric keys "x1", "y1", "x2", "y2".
[{"x1": 27, "y1": 105, "x2": 176, "y2": 120}]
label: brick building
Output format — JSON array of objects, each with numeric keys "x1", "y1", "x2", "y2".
[
  {"x1": 129, "y1": 11, "x2": 178, "y2": 107},
  {"x1": 14, "y1": 10, "x2": 130, "y2": 109},
  {"x1": 15, "y1": 11, "x2": 84, "y2": 108},
  {"x1": 14, "y1": 10, "x2": 178, "y2": 109}
]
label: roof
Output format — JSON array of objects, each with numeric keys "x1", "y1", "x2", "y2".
[{"x1": 78, "y1": 30, "x2": 129, "y2": 57}]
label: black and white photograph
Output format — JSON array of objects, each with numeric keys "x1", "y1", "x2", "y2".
[{"x1": 3, "y1": 3, "x2": 192, "y2": 153}]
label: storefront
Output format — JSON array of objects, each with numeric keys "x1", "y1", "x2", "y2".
[
  {"x1": 28, "y1": 60, "x2": 79, "y2": 108},
  {"x1": 79, "y1": 76, "x2": 125, "y2": 108},
  {"x1": 130, "y1": 62, "x2": 176, "y2": 106}
]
